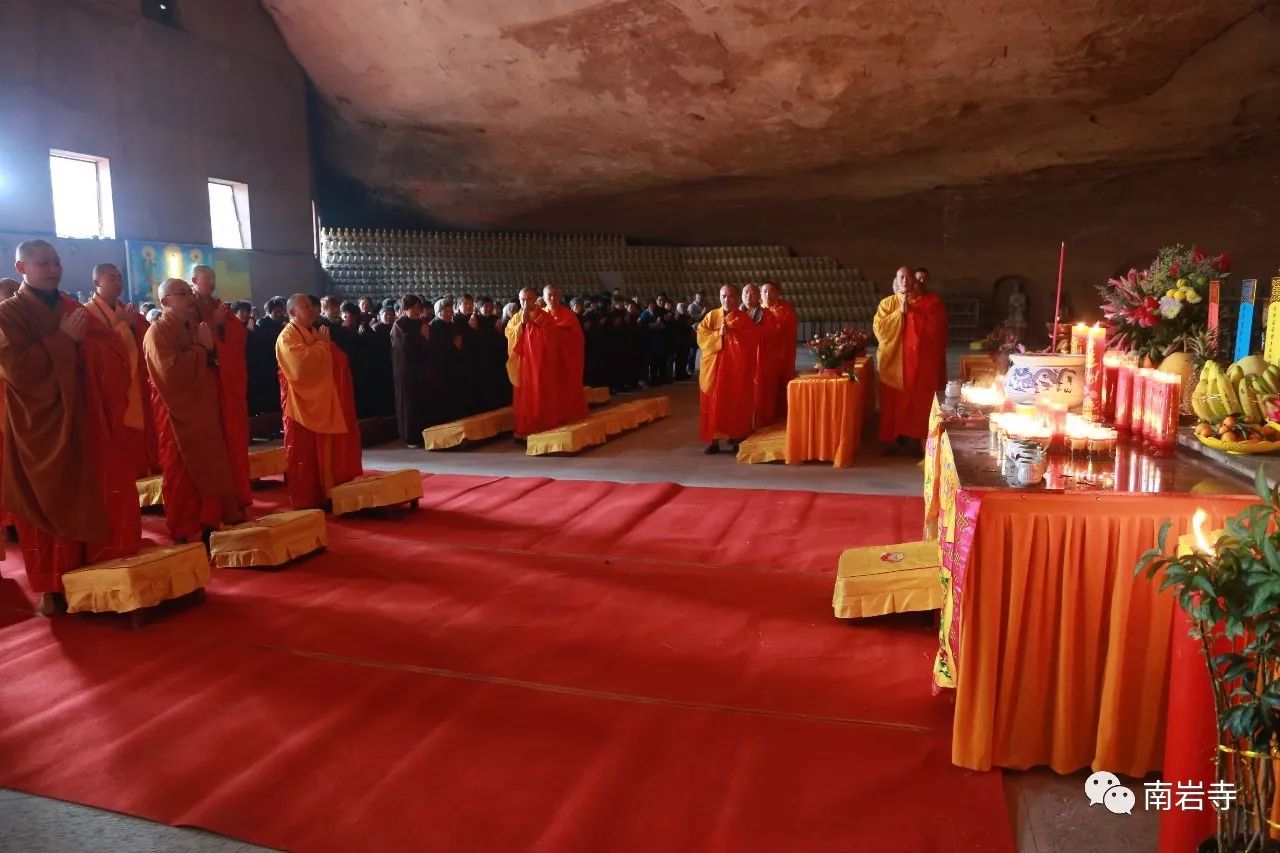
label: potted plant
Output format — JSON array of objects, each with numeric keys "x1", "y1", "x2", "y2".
[
  {"x1": 1136, "y1": 468, "x2": 1280, "y2": 853},
  {"x1": 807, "y1": 327, "x2": 869, "y2": 381}
]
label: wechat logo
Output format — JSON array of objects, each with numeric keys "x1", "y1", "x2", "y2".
[{"x1": 1085, "y1": 771, "x2": 1135, "y2": 815}]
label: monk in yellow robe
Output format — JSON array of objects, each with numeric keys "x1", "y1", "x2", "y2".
[
  {"x1": 0, "y1": 242, "x2": 106, "y2": 614},
  {"x1": 276, "y1": 293, "x2": 363, "y2": 509},
  {"x1": 874, "y1": 266, "x2": 948, "y2": 455},
  {"x1": 696, "y1": 284, "x2": 761, "y2": 454},
  {"x1": 144, "y1": 279, "x2": 241, "y2": 542}
]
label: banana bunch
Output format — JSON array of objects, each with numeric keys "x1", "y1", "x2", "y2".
[{"x1": 1191, "y1": 359, "x2": 1280, "y2": 424}]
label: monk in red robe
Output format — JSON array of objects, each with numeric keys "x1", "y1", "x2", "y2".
[
  {"x1": 0, "y1": 277, "x2": 18, "y2": 530},
  {"x1": 81, "y1": 263, "x2": 144, "y2": 562},
  {"x1": 505, "y1": 285, "x2": 587, "y2": 438},
  {"x1": 874, "y1": 266, "x2": 948, "y2": 454},
  {"x1": 761, "y1": 280, "x2": 798, "y2": 418},
  {"x1": 696, "y1": 284, "x2": 761, "y2": 454},
  {"x1": 0, "y1": 241, "x2": 106, "y2": 614},
  {"x1": 742, "y1": 283, "x2": 782, "y2": 429},
  {"x1": 192, "y1": 264, "x2": 251, "y2": 511},
  {"x1": 276, "y1": 294, "x2": 363, "y2": 510},
  {"x1": 144, "y1": 278, "x2": 241, "y2": 543}
]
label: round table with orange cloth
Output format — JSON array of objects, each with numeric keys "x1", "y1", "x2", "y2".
[
  {"x1": 783, "y1": 357, "x2": 873, "y2": 468},
  {"x1": 927, "y1": 421, "x2": 1257, "y2": 777}
]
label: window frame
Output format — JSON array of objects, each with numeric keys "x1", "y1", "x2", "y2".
[
  {"x1": 207, "y1": 177, "x2": 252, "y2": 250},
  {"x1": 48, "y1": 149, "x2": 116, "y2": 239}
]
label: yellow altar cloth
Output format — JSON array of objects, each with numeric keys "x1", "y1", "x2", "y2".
[{"x1": 736, "y1": 425, "x2": 787, "y2": 464}]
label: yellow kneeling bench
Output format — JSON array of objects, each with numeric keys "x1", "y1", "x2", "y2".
[
  {"x1": 832, "y1": 540, "x2": 944, "y2": 619},
  {"x1": 63, "y1": 543, "x2": 211, "y2": 615},
  {"x1": 209, "y1": 509, "x2": 327, "y2": 569},
  {"x1": 330, "y1": 470, "x2": 423, "y2": 516}
]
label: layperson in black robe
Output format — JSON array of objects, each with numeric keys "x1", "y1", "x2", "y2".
[
  {"x1": 583, "y1": 302, "x2": 610, "y2": 389},
  {"x1": 362, "y1": 306, "x2": 397, "y2": 417},
  {"x1": 428, "y1": 299, "x2": 467, "y2": 425},
  {"x1": 473, "y1": 297, "x2": 511, "y2": 411},
  {"x1": 391, "y1": 295, "x2": 433, "y2": 447},
  {"x1": 249, "y1": 296, "x2": 287, "y2": 415},
  {"x1": 451, "y1": 294, "x2": 480, "y2": 417}
]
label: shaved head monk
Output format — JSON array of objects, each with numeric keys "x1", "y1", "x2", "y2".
[
  {"x1": 0, "y1": 241, "x2": 107, "y2": 614},
  {"x1": 191, "y1": 264, "x2": 251, "y2": 510},
  {"x1": 761, "y1": 281, "x2": 798, "y2": 419},
  {"x1": 874, "y1": 266, "x2": 948, "y2": 456},
  {"x1": 742, "y1": 283, "x2": 783, "y2": 429},
  {"x1": 81, "y1": 262, "x2": 146, "y2": 562},
  {"x1": 89, "y1": 263, "x2": 158, "y2": 477},
  {"x1": 144, "y1": 278, "x2": 241, "y2": 542},
  {"x1": 505, "y1": 285, "x2": 587, "y2": 438},
  {"x1": 276, "y1": 294, "x2": 362, "y2": 509},
  {"x1": 696, "y1": 284, "x2": 761, "y2": 454}
]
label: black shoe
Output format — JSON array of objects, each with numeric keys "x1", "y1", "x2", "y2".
[{"x1": 704, "y1": 442, "x2": 721, "y2": 455}]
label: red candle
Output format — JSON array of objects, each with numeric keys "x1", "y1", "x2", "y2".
[
  {"x1": 1114, "y1": 357, "x2": 1134, "y2": 431},
  {"x1": 1131, "y1": 368, "x2": 1149, "y2": 438},
  {"x1": 1083, "y1": 324, "x2": 1107, "y2": 421},
  {"x1": 1102, "y1": 353, "x2": 1122, "y2": 422},
  {"x1": 1070, "y1": 323, "x2": 1088, "y2": 355},
  {"x1": 1051, "y1": 241, "x2": 1066, "y2": 353}
]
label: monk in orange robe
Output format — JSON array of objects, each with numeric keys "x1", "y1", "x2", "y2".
[
  {"x1": 505, "y1": 285, "x2": 587, "y2": 438},
  {"x1": 761, "y1": 280, "x2": 798, "y2": 418},
  {"x1": 276, "y1": 293, "x2": 363, "y2": 510},
  {"x1": 874, "y1": 265, "x2": 948, "y2": 454},
  {"x1": 696, "y1": 284, "x2": 761, "y2": 454},
  {"x1": 742, "y1": 283, "x2": 782, "y2": 428},
  {"x1": 0, "y1": 277, "x2": 18, "y2": 530},
  {"x1": 144, "y1": 278, "x2": 241, "y2": 543},
  {"x1": 192, "y1": 264, "x2": 251, "y2": 510},
  {"x1": 0, "y1": 241, "x2": 106, "y2": 614},
  {"x1": 81, "y1": 263, "x2": 144, "y2": 562}
]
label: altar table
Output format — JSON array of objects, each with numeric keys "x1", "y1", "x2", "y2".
[
  {"x1": 924, "y1": 409, "x2": 1256, "y2": 776},
  {"x1": 783, "y1": 357, "x2": 872, "y2": 468}
]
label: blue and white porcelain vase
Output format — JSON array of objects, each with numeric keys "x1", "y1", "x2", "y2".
[{"x1": 1004, "y1": 353, "x2": 1087, "y2": 408}]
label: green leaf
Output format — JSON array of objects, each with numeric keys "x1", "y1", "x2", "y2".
[{"x1": 1257, "y1": 463, "x2": 1270, "y2": 504}]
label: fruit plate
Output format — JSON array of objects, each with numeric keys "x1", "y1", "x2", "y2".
[{"x1": 1196, "y1": 434, "x2": 1280, "y2": 455}]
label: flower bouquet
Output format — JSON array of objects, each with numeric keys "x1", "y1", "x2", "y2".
[
  {"x1": 1097, "y1": 244, "x2": 1231, "y2": 365},
  {"x1": 807, "y1": 326, "x2": 869, "y2": 380},
  {"x1": 978, "y1": 323, "x2": 1025, "y2": 373}
]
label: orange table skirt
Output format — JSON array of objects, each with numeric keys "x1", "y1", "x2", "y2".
[
  {"x1": 783, "y1": 358, "x2": 872, "y2": 468},
  {"x1": 951, "y1": 491, "x2": 1255, "y2": 776}
]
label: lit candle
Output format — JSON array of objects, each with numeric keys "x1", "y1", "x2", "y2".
[
  {"x1": 1143, "y1": 369, "x2": 1163, "y2": 450},
  {"x1": 1083, "y1": 324, "x2": 1107, "y2": 421},
  {"x1": 1071, "y1": 322, "x2": 1088, "y2": 355},
  {"x1": 1102, "y1": 353, "x2": 1122, "y2": 422},
  {"x1": 1114, "y1": 354, "x2": 1134, "y2": 431},
  {"x1": 1131, "y1": 368, "x2": 1150, "y2": 438}
]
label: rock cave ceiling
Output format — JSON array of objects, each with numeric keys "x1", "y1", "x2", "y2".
[{"x1": 262, "y1": 0, "x2": 1280, "y2": 230}]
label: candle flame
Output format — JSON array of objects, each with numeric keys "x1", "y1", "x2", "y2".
[{"x1": 1192, "y1": 509, "x2": 1212, "y2": 554}]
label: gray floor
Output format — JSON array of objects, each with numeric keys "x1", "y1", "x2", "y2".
[{"x1": 1, "y1": 347, "x2": 1158, "y2": 852}]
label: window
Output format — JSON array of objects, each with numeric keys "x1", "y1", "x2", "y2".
[
  {"x1": 49, "y1": 150, "x2": 115, "y2": 239},
  {"x1": 208, "y1": 179, "x2": 251, "y2": 249}
]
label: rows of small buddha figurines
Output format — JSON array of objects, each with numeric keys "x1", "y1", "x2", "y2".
[{"x1": 320, "y1": 227, "x2": 878, "y2": 325}]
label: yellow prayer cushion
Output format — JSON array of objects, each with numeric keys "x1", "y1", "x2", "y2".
[
  {"x1": 737, "y1": 425, "x2": 787, "y2": 464},
  {"x1": 63, "y1": 543, "x2": 211, "y2": 614},
  {"x1": 248, "y1": 446, "x2": 288, "y2": 480},
  {"x1": 209, "y1": 509, "x2": 327, "y2": 569},
  {"x1": 585, "y1": 386, "x2": 610, "y2": 405},
  {"x1": 330, "y1": 470, "x2": 423, "y2": 516},
  {"x1": 423, "y1": 406, "x2": 514, "y2": 450},
  {"x1": 137, "y1": 475, "x2": 164, "y2": 508},
  {"x1": 526, "y1": 419, "x2": 609, "y2": 455},
  {"x1": 832, "y1": 540, "x2": 944, "y2": 619}
]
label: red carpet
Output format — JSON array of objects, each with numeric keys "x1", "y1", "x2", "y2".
[{"x1": 0, "y1": 474, "x2": 1011, "y2": 852}]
